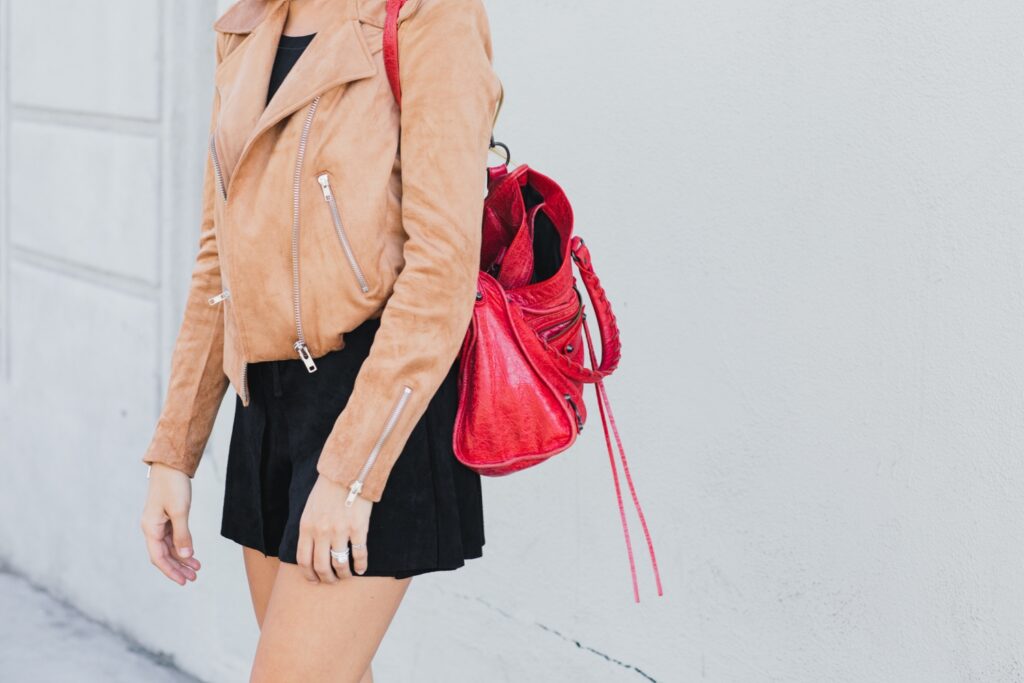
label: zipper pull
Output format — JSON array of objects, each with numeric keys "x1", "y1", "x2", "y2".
[
  {"x1": 317, "y1": 173, "x2": 333, "y2": 201},
  {"x1": 565, "y1": 394, "x2": 584, "y2": 434},
  {"x1": 294, "y1": 341, "x2": 318, "y2": 373},
  {"x1": 345, "y1": 480, "x2": 363, "y2": 507},
  {"x1": 208, "y1": 289, "x2": 230, "y2": 305}
]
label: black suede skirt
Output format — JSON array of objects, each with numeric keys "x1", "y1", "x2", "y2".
[{"x1": 219, "y1": 315, "x2": 485, "y2": 579}]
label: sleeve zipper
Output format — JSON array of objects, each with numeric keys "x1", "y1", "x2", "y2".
[{"x1": 345, "y1": 385, "x2": 414, "y2": 506}]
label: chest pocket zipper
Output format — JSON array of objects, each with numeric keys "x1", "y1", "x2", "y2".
[{"x1": 317, "y1": 173, "x2": 370, "y2": 294}]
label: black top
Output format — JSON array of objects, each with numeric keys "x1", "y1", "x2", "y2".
[{"x1": 267, "y1": 32, "x2": 316, "y2": 104}]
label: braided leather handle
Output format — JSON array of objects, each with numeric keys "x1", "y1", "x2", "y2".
[
  {"x1": 500, "y1": 235, "x2": 621, "y2": 385},
  {"x1": 512, "y1": 236, "x2": 622, "y2": 384},
  {"x1": 555, "y1": 236, "x2": 621, "y2": 382},
  {"x1": 569, "y1": 236, "x2": 622, "y2": 377}
]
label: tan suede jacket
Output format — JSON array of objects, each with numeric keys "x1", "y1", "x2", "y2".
[{"x1": 142, "y1": 0, "x2": 502, "y2": 503}]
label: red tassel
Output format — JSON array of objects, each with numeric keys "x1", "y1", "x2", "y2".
[{"x1": 582, "y1": 317, "x2": 663, "y2": 602}]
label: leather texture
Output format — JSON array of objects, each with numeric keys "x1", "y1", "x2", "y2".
[
  {"x1": 383, "y1": 0, "x2": 407, "y2": 108},
  {"x1": 456, "y1": 164, "x2": 663, "y2": 602},
  {"x1": 382, "y1": 9, "x2": 663, "y2": 601},
  {"x1": 452, "y1": 164, "x2": 608, "y2": 474},
  {"x1": 141, "y1": 0, "x2": 503, "y2": 504}
]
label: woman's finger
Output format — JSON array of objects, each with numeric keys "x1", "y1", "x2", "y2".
[
  {"x1": 296, "y1": 522, "x2": 319, "y2": 583},
  {"x1": 165, "y1": 506, "x2": 194, "y2": 562},
  {"x1": 331, "y1": 534, "x2": 355, "y2": 580},
  {"x1": 160, "y1": 523, "x2": 201, "y2": 572},
  {"x1": 313, "y1": 528, "x2": 340, "y2": 583},
  {"x1": 161, "y1": 533, "x2": 199, "y2": 580},
  {"x1": 349, "y1": 532, "x2": 369, "y2": 576},
  {"x1": 143, "y1": 531, "x2": 187, "y2": 585}
]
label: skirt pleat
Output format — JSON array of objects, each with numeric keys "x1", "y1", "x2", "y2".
[{"x1": 220, "y1": 316, "x2": 485, "y2": 578}]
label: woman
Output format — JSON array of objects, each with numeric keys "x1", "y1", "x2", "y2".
[{"x1": 138, "y1": 0, "x2": 502, "y2": 679}]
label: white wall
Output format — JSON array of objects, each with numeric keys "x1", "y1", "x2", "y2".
[{"x1": 2, "y1": 1, "x2": 1023, "y2": 681}]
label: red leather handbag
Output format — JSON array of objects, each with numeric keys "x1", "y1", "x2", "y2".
[{"x1": 384, "y1": 0, "x2": 662, "y2": 602}]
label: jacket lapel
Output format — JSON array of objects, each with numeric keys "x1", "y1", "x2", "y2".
[
  {"x1": 212, "y1": 0, "x2": 378, "y2": 191},
  {"x1": 256, "y1": 14, "x2": 378, "y2": 140}
]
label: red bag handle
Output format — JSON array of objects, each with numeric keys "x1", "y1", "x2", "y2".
[
  {"x1": 502, "y1": 235, "x2": 621, "y2": 385},
  {"x1": 538, "y1": 236, "x2": 621, "y2": 384},
  {"x1": 568, "y1": 236, "x2": 622, "y2": 378},
  {"x1": 383, "y1": 0, "x2": 408, "y2": 108}
]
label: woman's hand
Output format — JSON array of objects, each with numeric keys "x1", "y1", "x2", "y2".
[
  {"x1": 297, "y1": 475, "x2": 373, "y2": 583},
  {"x1": 140, "y1": 463, "x2": 202, "y2": 586}
]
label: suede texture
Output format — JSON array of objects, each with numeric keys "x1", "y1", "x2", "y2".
[{"x1": 142, "y1": 0, "x2": 502, "y2": 502}]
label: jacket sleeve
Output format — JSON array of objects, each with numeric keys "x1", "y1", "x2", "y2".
[
  {"x1": 141, "y1": 34, "x2": 231, "y2": 478},
  {"x1": 315, "y1": 0, "x2": 502, "y2": 502}
]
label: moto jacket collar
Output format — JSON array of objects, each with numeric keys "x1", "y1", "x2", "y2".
[
  {"x1": 212, "y1": 0, "x2": 378, "y2": 192},
  {"x1": 213, "y1": 0, "x2": 278, "y2": 34}
]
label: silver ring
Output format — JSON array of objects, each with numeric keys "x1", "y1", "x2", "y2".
[
  {"x1": 351, "y1": 543, "x2": 367, "y2": 551},
  {"x1": 329, "y1": 547, "x2": 350, "y2": 562}
]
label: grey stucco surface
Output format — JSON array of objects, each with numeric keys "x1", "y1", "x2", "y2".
[{"x1": 0, "y1": 568, "x2": 200, "y2": 682}]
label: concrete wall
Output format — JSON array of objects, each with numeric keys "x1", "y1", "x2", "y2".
[{"x1": 2, "y1": 0, "x2": 1023, "y2": 681}]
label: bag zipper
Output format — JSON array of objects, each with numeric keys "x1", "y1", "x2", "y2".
[
  {"x1": 317, "y1": 173, "x2": 370, "y2": 293},
  {"x1": 345, "y1": 385, "x2": 413, "y2": 506},
  {"x1": 545, "y1": 305, "x2": 583, "y2": 343},
  {"x1": 291, "y1": 96, "x2": 322, "y2": 373},
  {"x1": 564, "y1": 393, "x2": 584, "y2": 433},
  {"x1": 209, "y1": 133, "x2": 228, "y2": 203}
]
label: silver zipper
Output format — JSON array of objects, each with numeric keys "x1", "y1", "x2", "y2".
[
  {"x1": 241, "y1": 361, "x2": 250, "y2": 405},
  {"x1": 317, "y1": 173, "x2": 370, "y2": 293},
  {"x1": 207, "y1": 132, "x2": 242, "y2": 398},
  {"x1": 207, "y1": 288, "x2": 249, "y2": 403},
  {"x1": 207, "y1": 289, "x2": 230, "y2": 305},
  {"x1": 291, "y1": 96, "x2": 322, "y2": 373},
  {"x1": 345, "y1": 385, "x2": 413, "y2": 506},
  {"x1": 209, "y1": 133, "x2": 228, "y2": 203}
]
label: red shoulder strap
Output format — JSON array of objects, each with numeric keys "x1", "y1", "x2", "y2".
[{"x1": 383, "y1": 0, "x2": 407, "y2": 108}]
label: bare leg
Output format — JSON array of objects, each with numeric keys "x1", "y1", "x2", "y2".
[
  {"x1": 242, "y1": 548, "x2": 380, "y2": 682},
  {"x1": 249, "y1": 561, "x2": 411, "y2": 683},
  {"x1": 242, "y1": 547, "x2": 281, "y2": 628}
]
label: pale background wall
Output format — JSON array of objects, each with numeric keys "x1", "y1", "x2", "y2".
[{"x1": 1, "y1": 1, "x2": 1022, "y2": 681}]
